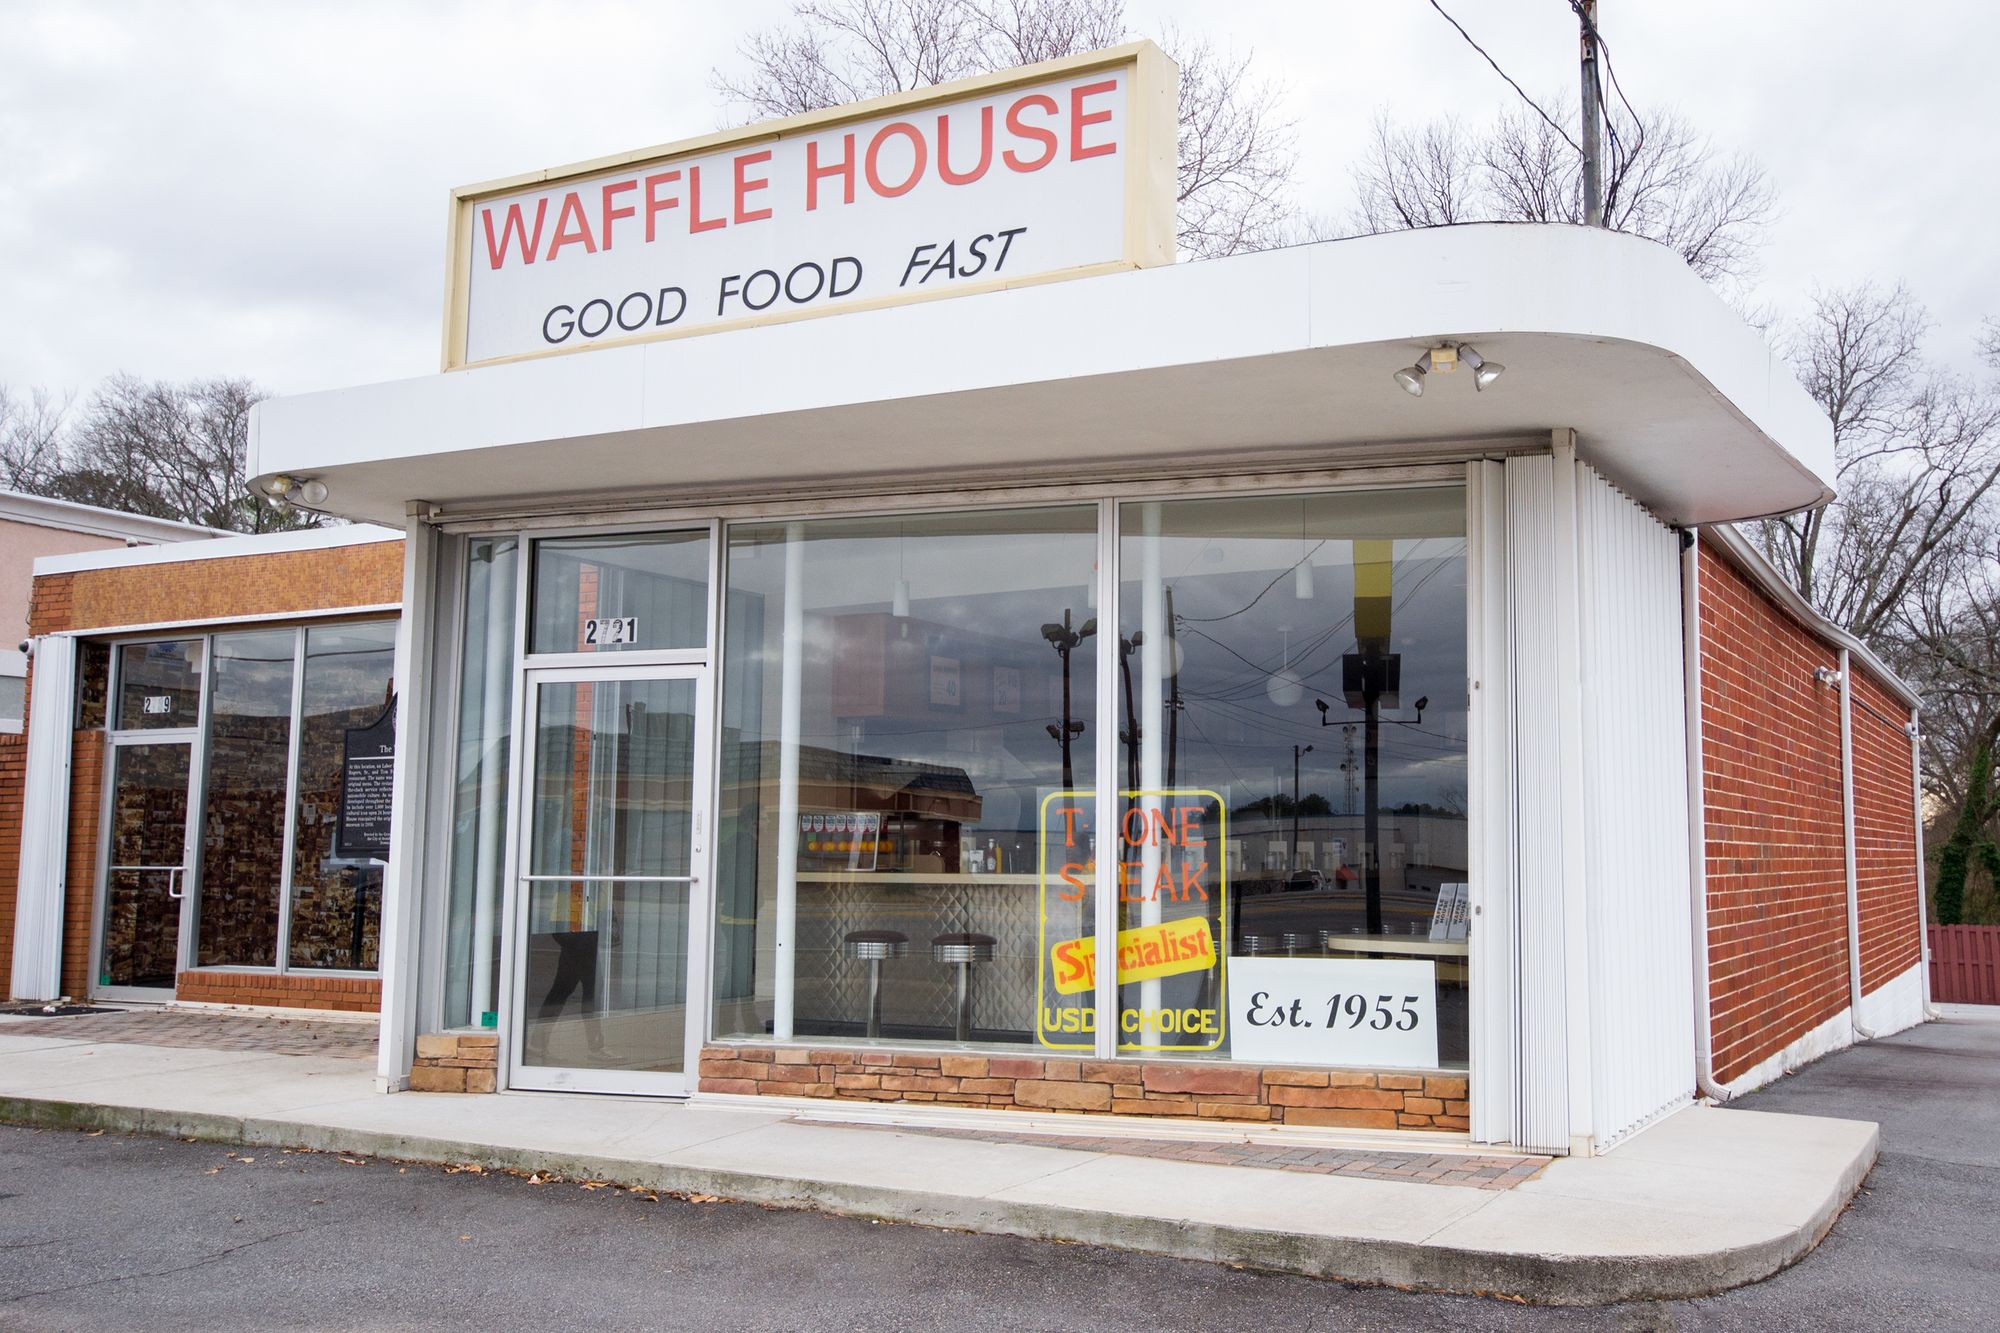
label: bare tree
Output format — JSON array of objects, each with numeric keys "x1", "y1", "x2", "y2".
[
  {"x1": 1750, "y1": 284, "x2": 2000, "y2": 642},
  {"x1": 1348, "y1": 103, "x2": 1775, "y2": 287},
  {"x1": 0, "y1": 384, "x2": 70, "y2": 493},
  {"x1": 25, "y1": 375, "x2": 317, "y2": 534},
  {"x1": 712, "y1": 0, "x2": 1296, "y2": 258}
]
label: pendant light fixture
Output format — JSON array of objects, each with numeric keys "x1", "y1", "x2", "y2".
[
  {"x1": 1267, "y1": 626, "x2": 1305, "y2": 706},
  {"x1": 891, "y1": 522, "x2": 911, "y2": 618},
  {"x1": 1294, "y1": 500, "x2": 1316, "y2": 600}
]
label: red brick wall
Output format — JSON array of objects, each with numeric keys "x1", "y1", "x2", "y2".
[
  {"x1": 698, "y1": 1046, "x2": 1469, "y2": 1131},
  {"x1": 175, "y1": 969, "x2": 381, "y2": 1013},
  {"x1": 0, "y1": 733, "x2": 24, "y2": 992},
  {"x1": 62, "y1": 731, "x2": 104, "y2": 1000},
  {"x1": 1698, "y1": 539, "x2": 1921, "y2": 1083},
  {"x1": 1851, "y1": 669, "x2": 1921, "y2": 992}
]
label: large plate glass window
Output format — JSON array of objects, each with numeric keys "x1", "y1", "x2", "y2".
[
  {"x1": 1117, "y1": 489, "x2": 1469, "y2": 1070},
  {"x1": 443, "y1": 537, "x2": 519, "y2": 1030},
  {"x1": 287, "y1": 621, "x2": 398, "y2": 970},
  {"x1": 714, "y1": 507, "x2": 1100, "y2": 1050},
  {"x1": 194, "y1": 628, "x2": 296, "y2": 967}
]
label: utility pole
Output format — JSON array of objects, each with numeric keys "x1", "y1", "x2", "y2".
[
  {"x1": 1291, "y1": 743, "x2": 1312, "y2": 870},
  {"x1": 1579, "y1": 0, "x2": 1603, "y2": 227}
]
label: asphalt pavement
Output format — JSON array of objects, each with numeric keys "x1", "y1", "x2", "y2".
[{"x1": 1, "y1": 1007, "x2": 1994, "y2": 1331}]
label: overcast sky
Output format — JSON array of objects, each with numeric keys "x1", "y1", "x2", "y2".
[{"x1": 1, "y1": 1, "x2": 1990, "y2": 399}]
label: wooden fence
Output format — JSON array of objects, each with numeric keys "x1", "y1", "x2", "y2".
[{"x1": 1930, "y1": 924, "x2": 2000, "y2": 1005}]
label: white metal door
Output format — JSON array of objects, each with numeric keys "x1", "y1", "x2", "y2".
[{"x1": 507, "y1": 662, "x2": 712, "y2": 1095}]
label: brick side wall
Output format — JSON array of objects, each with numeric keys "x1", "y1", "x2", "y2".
[
  {"x1": 698, "y1": 1046, "x2": 1470, "y2": 1131},
  {"x1": 61, "y1": 731, "x2": 104, "y2": 1000},
  {"x1": 174, "y1": 969, "x2": 381, "y2": 1013},
  {"x1": 1699, "y1": 542, "x2": 1849, "y2": 1083},
  {"x1": 0, "y1": 733, "x2": 24, "y2": 993},
  {"x1": 1851, "y1": 668, "x2": 1921, "y2": 992},
  {"x1": 29, "y1": 539, "x2": 403, "y2": 637},
  {"x1": 1698, "y1": 540, "x2": 1922, "y2": 1084}
]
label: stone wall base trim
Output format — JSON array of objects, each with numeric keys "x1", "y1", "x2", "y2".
[{"x1": 697, "y1": 1044, "x2": 1467, "y2": 1131}]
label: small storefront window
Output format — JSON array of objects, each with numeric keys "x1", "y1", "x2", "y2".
[
  {"x1": 444, "y1": 536, "x2": 519, "y2": 1029},
  {"x1": 116, "y1": 639, "x2": 204, "y2": 729},
  {"x1": 195, "y1": 629, "x2": 297, "y2": 967},
  {"x1": 714, "y1": 507, "x2": 1099, "y2": 1049},
  {"x1": 287, "y1": 622, "x2": 398, "y2": 970},
  {"x1": 1117, "y1": 489, "x2": 1469, "y2": 1069},
  {"x1": 530, "y1": 531, "x2": 709, "y2": 654}
]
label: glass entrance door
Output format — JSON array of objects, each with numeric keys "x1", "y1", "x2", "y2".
[
  {"x1": 95, "y1": 740, "x2": 195, "y2": 998},
  {"x1": 510, "y1": 666, "x2": 710, "y2": 1095}
]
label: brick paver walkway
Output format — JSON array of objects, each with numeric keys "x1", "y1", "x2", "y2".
[
  {"x1": 845, "y1": 1121, "x2": 1549, "y2": 1189},
  {"x1": 4, "y1": 1008, "x2": 377, "y2": 1060}
]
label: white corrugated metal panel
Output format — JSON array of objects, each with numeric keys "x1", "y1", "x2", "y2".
[
  {"x1": 1576, "y1": 463, "x2": 1698, "y2": 1147},
  {"x1": 1467, "y1": 463, "x2": 1517, "y2": 1145},
  {"x1": 10, "y1": 634, "x2": 77, "y2": 1001},
  {"x1": 1504, "y1": 455, "x2": 1572, "y2": 1155}
]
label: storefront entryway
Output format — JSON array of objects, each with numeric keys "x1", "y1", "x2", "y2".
[
  {"x1": 509, "y1": 663, "x2": 712, "y2": 1095},
  {"x1": 92, "y1": 734, "x2": 198, "y2": 1001}
]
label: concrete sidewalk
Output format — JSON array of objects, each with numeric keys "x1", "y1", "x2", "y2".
[{"x1": 0, "y1": 1026, "x2": 1876, "y2": 1305}]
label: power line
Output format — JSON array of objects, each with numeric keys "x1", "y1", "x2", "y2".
[{"x1": 1426, "y1": 0, "x2": 1580, "y2": 155}]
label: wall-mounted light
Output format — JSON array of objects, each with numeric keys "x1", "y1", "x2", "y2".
[
  {"x1": 1393, "y1": 343, "x2": 1505, "y2": 396},
  {"x1": 1814, "y1": 666, "x2": 1845, "y2": 687},
  {"x1": 257, "y1": 474, "x2": 329, "y2": 507}
]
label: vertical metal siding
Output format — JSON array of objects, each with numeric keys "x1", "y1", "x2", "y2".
[
  {"x1": 1466, "y1": 463, "x2": 1518, "y2": 1144},
  {"x1": 9, "y1": 634, "x2": 76, "y2": 1001},
  {"x1": 1576, "y1": 464, "x2": 1697, "y2": 1147},
  {"x1": 1504, "y1": 456, "x2": 1571, "y2": 1154}
]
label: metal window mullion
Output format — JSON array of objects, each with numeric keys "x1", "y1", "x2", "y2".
[
  {"x1": 1092, "y1": 498, "x2": 1120, "y2": 1061},
  {"x1": 180, "y1": 636, "x2": 217, "y2": 975},
  {"x1": 495, "y1": 530, "x2": 535, "y2": 1087},
  {"x1": 273, "y1": 628, "x2": 307, "y2": 974}
]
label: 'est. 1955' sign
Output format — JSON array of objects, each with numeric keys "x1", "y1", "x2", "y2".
[
  {"x1": 1228, "y1": 958, "x2": 1440, "y2": 1070},
  {"x1": 445, "y1": 43, "x2": 1177, "y2": 368}
]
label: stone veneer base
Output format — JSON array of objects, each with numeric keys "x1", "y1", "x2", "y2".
[{"x1": 698, "y1": 1045, "x2": 1468, "y2": 1130}]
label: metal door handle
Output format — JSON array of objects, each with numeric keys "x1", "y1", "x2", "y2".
[{"x1": 166, "y1": 867, "x2": 184, "y2": 900}]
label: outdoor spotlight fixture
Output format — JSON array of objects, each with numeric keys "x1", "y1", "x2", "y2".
[
  {"x1": 257, "y1": 474, "x2": 329, "y2": 507},
  {"x1": 1459, "y1": 344, "x2": 1506, "y2": 391},
  {"x1": 1393, "y1": 352, "x2": 1430, "y2": 397},
  {"x1": 1392, "y1": 343, "x2": 1505, "y2": 396}
]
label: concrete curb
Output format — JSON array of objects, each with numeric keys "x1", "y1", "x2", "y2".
[{"x1": 0, "y1": 1094, "x2": 1874, "y2": 1305}]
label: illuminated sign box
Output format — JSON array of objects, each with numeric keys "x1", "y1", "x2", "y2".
[{"x1": 442, "y1": 42, "x2": 1178, "y2": 369}]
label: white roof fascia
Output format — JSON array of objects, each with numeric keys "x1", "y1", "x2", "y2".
[
  {"x1": 0, "y1": 488, "x2": 230, "y2": 543},
  {"x1": 1703, "y1": 523, "x2": 1921, "y2": 713},
  {"x1": 251, "y1": 224, "x2": 1836, "y2": 527}
]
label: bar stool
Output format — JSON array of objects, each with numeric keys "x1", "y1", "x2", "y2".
[
  {"x1": 843, "y1": 929, "x2": 908, "y2": 1039},
  {"x1": 1279, "y1": 931, "x2": 1315, "y2": 958},
  {"x1": 930, "y1": 932, "x2": 995, "y2": 1043},
  {"x1": 1236, "y1": 933, "x2": 1274, "y2": 956}
]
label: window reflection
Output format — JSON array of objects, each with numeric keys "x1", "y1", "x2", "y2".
[
  {"x1": 714, "y1": 508, "x2": 1099, "y2": 1049},
  {"x1": 195, "y1": 629, "x2": 296, "y2": 967},
  {"x1": 1118, "y1": 490, "x2": 1470, "y2": 1068},
  {"x1": 288, "y1": 621, "x2": 397, "y2": 970}
]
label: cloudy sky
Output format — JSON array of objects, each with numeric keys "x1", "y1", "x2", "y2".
[{"x1": 1, "y1": 0, "x2": 1990, "y2": 399}]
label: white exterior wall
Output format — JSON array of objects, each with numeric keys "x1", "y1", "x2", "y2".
[
  {"x1": 1472, "y1": 450, "x2": 1699, "y2": 1155},
  {"x1": 1575, "y1": 463, "x2": 1697, "y2": 1148},
  {"x1": 9, "y1": 634, "x2": 76, "y2": 1000}
]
